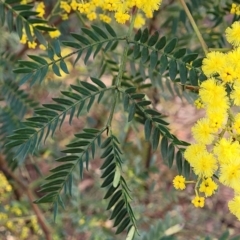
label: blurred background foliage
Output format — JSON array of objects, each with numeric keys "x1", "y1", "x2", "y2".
[{"x1": 1, "y1": 0, "x2": 240, "y2": 239}]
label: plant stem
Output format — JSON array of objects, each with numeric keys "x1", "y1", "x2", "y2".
[
  {"x1": 178, "y1": 0, "x2": 208, "y2": 55},
  {"x1": 107, "y1": 9, "x2": 138, "y2": 127},
  {"x1": 47, "y1": 0, "x2": 60, "y2": 21}
]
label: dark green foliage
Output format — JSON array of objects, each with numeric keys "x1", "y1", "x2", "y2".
[
  {"x1": 0, "y1": 0, "x2": 48, "y2": 46},
  {"x1": 1, "y1": 13, "x2": 201, "y2": 236},
  {"x1": 13, "y1": 24, "x2": 124, "y2": 86},
  {"x1": 34, "y1": 127, "x2": 106, "y2": 206},
  {"x1": 5, "y1": 79, "x2": 112, "y2": 164},
  {"x1": 100, "y1": 134, "x2": 136, "y2": 234},
  {"x1": 130, "y1": 30, "x2": 203, "y2": 87}
]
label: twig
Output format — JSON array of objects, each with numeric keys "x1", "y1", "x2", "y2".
[{"x1": 178, "y1": 0, "x2": 208, "y2": 55}]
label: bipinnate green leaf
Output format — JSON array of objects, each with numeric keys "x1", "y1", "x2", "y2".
[
  {"x1": 159, "y1": 54, "x2": 168, "y2": 74},
  {"x1": 104, "y1": 185, "x2": 119, "y2": 199},
  {"x1": 115, "y1": 217, "x2": 130, "y2": 234},
  {"x1": 113, "y1": 167, "x2": 121, "y2": 187},
  {"x1": 91, "y1": 25, "x2": 108, "y2": 39},
  {"x1": 160, "y1": 136, "x2": 168, "y2": 161},
  {"x1": 81, "y1": 27, "x2": 100, "y2": 41},
  {"x1": 183, "y1": 160, "x2": 190, "y2": 178},
  {"x1": 169, "y1": 59, "x2": 177, "y2": 81},
  {"x1": 104, "y1": 22, "x2": 116, "y2": 37},
  {"x1": 176, "y1": 150, "x2": 183, "y2": 174},
  {"x1": 179, "y1": 62, "x2": 188, "y2": 84},
  {"x1": 45, "y1": 171, "x2": 69, "y2": 180},
  {"x1": 152, "y1": 127, "x2": 160, "y2": 151},
  {"x1": 182, "y1": 53, "x2": 198, "y2": 63},
  {"x1": 167, "y1": 143, "x2": 175, "y2": 168},
  {"x1": 141, "y1": 47, "x2": 149, "y2": 63},
  {"x1": 164, "y1": 38, "x2": 178, "y2": 54},
  {"x1": 134, "y1": 29, "x2": 142, "y2": 41},
  {"x1": 140, "y1": 28, "x2": 149, "y2": 43},
  {"x1": 150, "y1": 51, "x2": 158, "y2": 69},
  {"x1": 101, "y1": 171, "x2": 115, "y2": 188},
  {"x1": 155, "y1": 36, "x2": 166, "y2": 50},
  {"x1": 50, "y1": 163, "x2": 74, "y2": 173},
  {"x1": 126, "y1": 226, "x2": 135, "y2": 240},
  {"x1": 81, "y1": 81, "x2": 98, "y2": 92},
  {"x1": 128, "y1": 104, "x2": 136, "y2": 122},
  {"x1": 173, "y1": 48, "x2": 186, "y2": 58},
  {"x1": 189, "y1": 68, "x2": 198, "y2": 86},
  {"x1": 148, "y1": 31, "x2": 159, "y2": 46},
  {"x1": 71, "y1": 33, "x2": 90, "y2": 45},
  {"x1": 106, "y1": 189, "x2": 122, "y2": 210},
  {"x1": 101, "y1": 163, "x2": 115, "y2": 178},
  {"x1": 101, "y1": 155, "x2": 115, "y2": 171},
  {"x1": 35, "y1": 192, "x2": 57, "y2": 204},
  {"x1": 113, "y1": 208, "x2": 128, "y2": 227},
  {"x1": 90, "y1": 77, "x2": 106, "y2": 88},
  {"x1": 144, "y1": 119, "x2": 152, "y2": 141},
  {"x1": 110, "y1": 199, "x2": 125, "y2": 220}
]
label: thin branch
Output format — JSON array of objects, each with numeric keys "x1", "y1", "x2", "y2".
[{"x1": 178, "y1": 0, "x2": 208, "y2": 55}]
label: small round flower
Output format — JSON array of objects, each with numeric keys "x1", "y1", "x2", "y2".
[
  {"x1": 199, "y1": 178, "x2": 218, "y2": 197},
  {"x1": 184, "y1": 144, "x2": 206, "y2": 166},
  {"x1": 192, "y1": 151, "x2": 217, "y2": 178},
  {"x1": 202, "y1": 52, "x2": 226, "y2": 76},
  {"x1": 213, "y1": 138, "x2": 240, "y2": 164},
  {"x1": 233, "y1": 113, "x2": 240, "y2": 134},
  {"x1": 49, "y1": 29, "x2": 61, "y2": 39},
  {"x1": 219, "y1": 163, "x2": 240, "y2": 188},
  {"x1": 192, "y1": 196, "x2": 205, "y2": 208},
  {"x1": 191, "y1": 118, "x2": 215, "y2": 145},
  {"x1": 226, "y1": 21, "x2": 240, "y2": 47},
  {"x1": 194, "y1": 98, "x2": 204, "y2": 109},
  {"x1": 134, "y1": 13, "x2": 145, "y2": 29},
  {"x1": 231, "y1": 83, "x2": 240, "y2": 106},
  {"x1": 228, "y1": 196, "x2": 240, "y2": 220},
  {"x1": 173, "y1": 175, "x2": 186, "y2": 190}
]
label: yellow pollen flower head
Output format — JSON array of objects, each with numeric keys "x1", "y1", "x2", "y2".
[
  {"x1": 219, "y1": 163, "x2": 240, "y2": 188},
  {"x1": 202, "y1": 52, "x2": 226, "y2": 76},
  {"x1": 199, "y1": 178, "x2": 218, "y2": 197},
  {"x1": 199, "y1": 78, "x2": 227, "y2": 105},
  {"x1": 184, "y1": 144, "x2": 206, "y2": 166},
  {"x1": 99, "y1": 14, "x2": 111, "y2": 23},
  {"x1": 219, "y1": 65, "x2": 237, "y2": 83},
  {"x1": 206, "y1": 111, "x2": 227, "y2": 133},
  {"x1": 233, "y1": 113, "x2": 240, "y2": 134},
  {"x1": 115, "y1": 12, "x2": 130, "y2": 24},
  {"x1": 227, "y1": 47, "x2": 240, "y2": 68},
  {"x1": 134, "y1": 13, "x2": 146, "y2": 29},
  {"x1": 191, "y1": 118, "x2": 215, "y2": 145},
  {"x1": 192, "y1": 196, "x2": 205, "y2": 208},
  {"x1": 49, "y1": 29, "x2": 61, "y2": 38},
  {"x1": 228, "y1": 196, "x2": 240, "y2": 220},
  {"x1": 213, "y1": 138, "x2": 240, "y2": 165},
  {"x1": 173, "y1": 175, "x2": 186, "y2": 190},
  {"x1": 231, "y1": 83, "x2": 240, "y2": 106},
  {"x1": 193, "y1": 151, "x2": 217, "y2": 178},
  {"x1": 226, "y1": 21, "x2": 240, "y2": 48}
]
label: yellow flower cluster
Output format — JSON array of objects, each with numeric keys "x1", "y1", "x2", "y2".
[
  {"x1": 0, "y1": 172, "x2": 12, "y2": 202},
  {"x1": 231, "y1": 3, "x2": 240, "y2": 15},
  {"x1": 19, "y1": 2, "x2": 61, "y2": 50},
  {"x1": 173, "y1": 21, "x2": 240, "y2": 219},
  {"x1": 59, "y1": 0, "x2": 162, "y2": 26}
]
